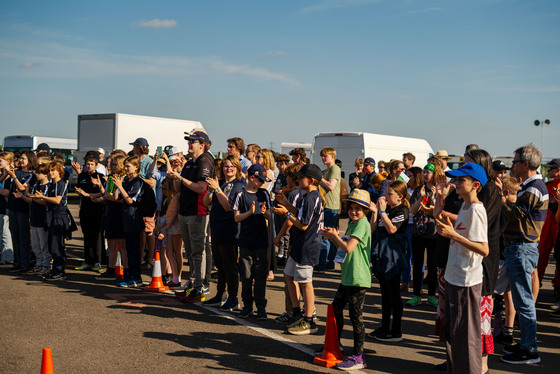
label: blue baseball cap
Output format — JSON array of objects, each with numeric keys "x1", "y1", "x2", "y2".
[
  {"x1": 248, "y1": 164, "x2": 271, "y2": 183},
  {"x1": 130, "y1": 137, "x2": 149, "y2": 147},
  {"x1": 364, "y1": 157, "x2": 375, "y2": 165},
  {"x1": 445, "y1": 162, "x2": 488, "y2": 187}
]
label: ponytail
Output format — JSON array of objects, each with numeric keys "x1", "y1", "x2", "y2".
[
  {"x1": 313, "y1": 178, "x2": 326, "y2": 207},
  {"x1": 389, "y1": 180, "x2": 410, "y2": 212}
]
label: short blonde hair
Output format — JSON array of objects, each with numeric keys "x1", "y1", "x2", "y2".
[
  {"x1": 320, "y1": 147, "x2": 336, "y2": 158},
  {"x1": 501, "y1": 176, "x2": 521, "y2": 194}
]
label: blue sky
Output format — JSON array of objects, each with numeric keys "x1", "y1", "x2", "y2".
[{"x1": 1, "y1": 0, "x2": 559, "y2": 159}]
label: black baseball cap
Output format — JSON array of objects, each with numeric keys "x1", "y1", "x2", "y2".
[
  {"x1": 35, "y1": 143, "x2": 50, "y2": 152},
  {"x1": 293, "y1": 164, "x2": 322, "y2": 181},
  {"x1": 544, "y1": 158, "x2": 560, "y2": 169},
  {"x1": 185, "y1": 131, "x2": 210, "y2": 143},
  {"x1": 492, "y1": 160, "x2": 510, "y2": 171},
  {"x1": 130, "y1": 137, "x2": 149, "y2": 147}
]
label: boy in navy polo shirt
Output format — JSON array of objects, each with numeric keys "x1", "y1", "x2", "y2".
[{"x1": 233, "y1": 164, "x2": 272, "y2": 320}]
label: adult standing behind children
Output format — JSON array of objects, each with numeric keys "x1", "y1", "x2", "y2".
[
  {"x1": 499, "y1": 144, "x2": 548, "y2": 364},
  {"x1": 317, "y1": 147, "x2": 340, "y2": 273},
  {"x1": 289, "y1": 148, "x2": 307, "y2": 165},
  {"x1": 168, "y1": 131, "x2": 215, "y2": 303},
  {"x1": 130, "y1": 137, "x2": 157, "y2": 268},
  {"x1": 227, "y1": 137, "x2": 252, "y2": 175}
]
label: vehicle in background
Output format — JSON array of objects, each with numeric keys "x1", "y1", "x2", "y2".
[
  {"x1": 280, "y1": 142, "x2": 312, "y2": 159},
  {"x1": 76, "y1": 113, "x2": 205, "y2": 161},
  {"x1": 447, "y1": 154, "x2": 464, "y2": 170},
  {"x1": 311, "y1": 132, "x2": 434, "y2": 180},
  {"x1": 2, "y1": 135, "x2": 77, "y2": 163}
]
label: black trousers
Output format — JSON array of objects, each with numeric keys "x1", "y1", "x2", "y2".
[
  {"x1": 378, "y1": 274, "x2": 403, "y2": 333},
  {"x1": 412, "y1": 236, "x2": 437, "y2": 296},
  {"x1": 80, "y1": 212, "x2": 104, "y2": 265},
  {"x1": 212, "y1": 242, "x2": 239, "y2": 298}
]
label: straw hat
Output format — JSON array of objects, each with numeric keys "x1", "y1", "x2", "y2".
[{"x1": 344, "y1": 189, "x2": 371, "y2": 210}]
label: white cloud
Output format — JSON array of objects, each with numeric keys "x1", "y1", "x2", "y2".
[
  {"x1": 137, "y1": 19, "x2": 178, "y2": 28},
  {"x1": 301, "y1": 0, "x2": 381, "y2": 14},
  {"x1": 0, "y1": 41, "x2": 298, "y2": 85}
]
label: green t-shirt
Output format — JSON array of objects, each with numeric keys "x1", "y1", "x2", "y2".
[
  {"x1": 340, "y1": 217, "x2": 372, "y2": 288},
  {"x1": 323, "y1": 164, "x2": 341, "y2": 210}
]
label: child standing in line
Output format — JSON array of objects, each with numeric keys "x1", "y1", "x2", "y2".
[
  {"x1": 233, "y1": 164, "x2": 272, "y2": 320},
  {"x1": 21, "y1": 163, "x2": 51, "y2": 275},
  {"x1": 321, "y1": 188, "x2": 371, "y2": 371},
  {"x1": 32, "y1": 162, "x2": 68, "y2": 280},
  {"x1": 369, "y1": 180, "x2": 410, "y2": 342},
  {"x1": 112, "y1": 155, "x2": 145, "y2": 288},
  {"x1": 435, "y1": 163, "x2": 489, "y2": 374},
  {"x1": 274, "y1": 164, "x2": 324, "y2": 335}
]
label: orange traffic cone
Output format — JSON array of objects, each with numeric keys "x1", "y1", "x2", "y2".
[
  {"x1": 314, "y1": 304, "x2": 344, "y2": 367},
  {"x1": 144, "y1": 250, "x2": 169, "y2": 292},
  {"x1": 115, "y1": 245, "x2": 124, "y2": 280},
  {"x1": 41, "y1": 347, "x2": 54, "y2": 374}
]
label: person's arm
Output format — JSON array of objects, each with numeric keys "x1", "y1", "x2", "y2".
[
  {"x1": 234, "y1": 201, "x2": 255, "y2": 223},
  {"x1": 410, "y1": 186, "x2": 424, "y2": 215},
  {"x1": 436, "y1": 216, "x2": 489, "y2": 257},
  {"x1": 112, "y1": 175, "x2": 136, "y2": 205},
  {"x1": 148, "y1": 151, "x2": 159, "y2": 174},
  {"x1": 322, "y1": 227, "x2": 361, "y2": 254},
  {"x1": 501, "y1": 189, "x2": 538, "y2": 222},
  {"x1": 6, "y1": 170, "x2": 26, "y2": 192},
  {"x1": 377, "y1": 198, "x2": 399, "y2": 234},
  {"x1": 320, "y1": 177, "x2": 338, "y2": 192}
]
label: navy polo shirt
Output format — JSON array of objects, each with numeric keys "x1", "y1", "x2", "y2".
[
  {"x1": 233, "y1": 188, "x2": 271, "y2": 249},
  {"x1": 289, "y1": 189, "x2": 324, "y2": 266},
  {"x1": 30, "y1": 181, "x2": 48, "y2": 227},
  {"x1": 210, "y1": 178, "x2": 246, "y2": 245},
  {"x1": 46, "y1": 179, "x2": 68, "y2": 218},
  {"x1": 121, "y1": 176, "x2": 144, "y2": 233}
]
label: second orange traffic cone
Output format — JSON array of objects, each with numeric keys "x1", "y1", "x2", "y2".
[
  {"x1": 144, "y1": 251, "x2": 169, "y2": 292},
  {"x1": 314, "y1": 304, "x2": 344, "y2": 367},
  {"x1": 41, "y1": 347, "x2": 54, "y2": 374},
  {"x1": 115, "y1": 245, "x2": 124, "y2": 280}
]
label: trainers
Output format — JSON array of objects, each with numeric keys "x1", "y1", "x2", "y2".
[
  {"x1": 202, "y1": 285, "x2": 210, "y2": 295},
  {"x1": 406, "y1": 295, "x2": 422, "y2": 307},
  {"x1": 503, "y1": 343, "x2": 520, "y2": 355},
  {"x1": 367, "y1": 326, "x2": 388, "y2": 339},
  {"x1": 336, "y1": 354, "x2": 366, "y2": 371},
  {"x1": 275, "y1": 313, "x2": 293, "y2": 324},
  {"x1": 92, "y1": 263, "x2": 103, "y2": 272},
  {"x1": 44, "y1": 272, "x2": 66, "y2": 281},
  {"x1": 288, "y1": 319, "x2": 318, "y2": 335},
  {"x1": 239, "y1": 305, "x2": 253, "y2": 319},
  {"x1": 285, "y1": 313, "x2": 304, "y2": 328},
  {"x1": 26, "y1": 266, "x2": 42, "y2": 274},
  {"x1": 501, "y1": 348, "x2": 541, "y2": 364},
  {"x1": 184, "y1": 289, "x2": 205, "y2": 303},
  {"x1": 118, "y1": 278, "x2": 135, "y2": 288},
  {"x1": 96, "y1": 271, "x2": 116, "y2": 280},
  {"x1": 374, "y1": 331, "x2": 403, "y2": 342},
  {"x1": 219, "y1": 297, "x2": 239, "y2": 311},
  {"x1": 257, "y1": 308, "x2": 268, "y2": 320},
  {"x1": 203, "y1": 295, "x2": 224, "y2": 307},
  {"x1": 75, "y1": 262, "x2": 91, "y2": 271},
  {"x1": 167, "y1": 282, "x2": 182, "y2": 290},
  {"x1": 131, "y1": 278, "x2": 144, "y2": 287},
  {"x1": 312, "y1": 309, "x2": 318, "y2": 322},
  {"x1": 426, "y1": 295, "x2": 438, "y2": 307},
  {"x1": 39, "y1": 268, "x2": 51, "y2": 277}
]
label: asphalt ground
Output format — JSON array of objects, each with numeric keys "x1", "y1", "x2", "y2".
[{"x1": 0, "y1": 199, "x2": 557, "y2": 373}]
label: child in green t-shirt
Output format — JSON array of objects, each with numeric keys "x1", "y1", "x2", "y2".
[{"x1": 321, "y1": 189, "x2": 372, "y2": 371}]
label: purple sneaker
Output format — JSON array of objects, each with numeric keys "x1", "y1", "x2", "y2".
[{"x1": 336, "y1": 355, "x2": 366, "y2": 371}]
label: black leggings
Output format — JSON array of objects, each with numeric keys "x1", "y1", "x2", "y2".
[
  {"x1": 412, "y1": 236, "x2": 437, "y2": 296},
  {"x1": 332, "y1": 284, "x2": 367, "y2": 356},
  {"x1": 378, "y1": 274, "x2": 403, "y2": 333}
]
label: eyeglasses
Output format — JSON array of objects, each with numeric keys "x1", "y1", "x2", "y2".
[
  {"x1": 188, "y1": 140, "x2": 200, "y2": 144},
  {"x1": 255, "y1": 155, "x2": 263, "y2": 159}
]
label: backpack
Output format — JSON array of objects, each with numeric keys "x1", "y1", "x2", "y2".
[{"x1": 139, "y1": 181, "x2": 157, "y2": 218}]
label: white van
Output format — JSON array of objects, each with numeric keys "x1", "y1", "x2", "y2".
[{"x1": 311, "y1": 132, "x2": 434, "y2": 179}]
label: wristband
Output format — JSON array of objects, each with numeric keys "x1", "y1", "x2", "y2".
[
  {"x1": 287, "y1": 212, "x2": 292, "y2": 218},
  {"x1": 380, "y1": 210, "x2": 386, "y2": 214},
  {"x1": 215, "y1": 187, "x2": 221, "y2": 193}
]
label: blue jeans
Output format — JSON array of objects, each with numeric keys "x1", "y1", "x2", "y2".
[
  {"x1": 504, "y1": 242, "x2": 539, "y2": 353},
  {"x1": 319, "y1": 208, "x2": 339, "y2": 270}
]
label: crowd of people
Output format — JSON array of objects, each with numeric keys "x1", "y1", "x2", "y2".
[{"x1": 1, "y1": 133, "x2": 559, "y2": 372}]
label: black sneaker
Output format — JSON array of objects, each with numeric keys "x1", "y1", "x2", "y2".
[
  {"x1": 503, "y1": 343, "x2": 520, "y2": 355},
  {"x1": 203, "y1": 295, "x2": 224, "y2": 307},
  {"x1": 96, "y1": 271, "x2": 116, "y2": 281},
  {"x1": 374, "y1": 331, "x2": 403, "y2": 342},
  {"x1": 239, "y1": 305, "x2": 253, "y2": 318},
  {"x1": 501, "y1": 348, "x2": 541, "y2": 364},
  {"x1": 367, "y1": 327, "x2": 388, "y2": 339},
  {"x1": 256, "y1": 308, "x2": 268, "y2": 321},
  {"x1": 219, "y1": 297, "x2": 239, "y2": 312},
  {"x1": 44, "y1": 272, "x2": 66, "y2": 281}
]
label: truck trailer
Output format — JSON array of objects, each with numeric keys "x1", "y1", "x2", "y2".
[{"x1": 76, "y1": 113, "x2": 205, "y2": 160}]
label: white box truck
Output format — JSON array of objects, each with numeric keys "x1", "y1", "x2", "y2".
[
  {"x1": 280, "y1": 142, "x2": 312, "y2": 159},
  {"x1": 76, "y1": 113, "x2": 205, "y2": 160},
  {"x1": 311, "y1": 132, "x2": 434, "y2": 179}
]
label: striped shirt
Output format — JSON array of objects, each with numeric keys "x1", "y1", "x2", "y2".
[{"x1": 502, "y1": 174, "x2": 548, "y2": 245}]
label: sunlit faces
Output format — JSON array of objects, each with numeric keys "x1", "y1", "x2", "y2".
[
  {"x1": 422, "y1": 169, "x2": 434, "y2": 183},
  {"x1": 188, "y1": 139, "x2": 203, "y2": 154},
  {"x1": 453, "y1": 176, "x2": 479, "y2": 195},
  {"x1": 124, "y1": 162, "x2": 139, "y2": 177},
  {"x1": 298, "y1": 176, "x2": 312, "y2": 189},
  {"x1": 385, "y1": 187, "x2": 403, "y2": 208},
  {"x1": 222, "y1": 160, "x2": 238, "y2": 178},
  {"x1": 347, "y1": 202, "x2": 367, "y2": 222},
  {"x1": 0, "y1": 157, "x2": 9, "y2": 169},
  {"x1": 85, "y1": 160, "x2": 97, "y2": 174},
  {"x1": 49, "y1": 168, "x2": 60, "y2": 180},
  {"x1": 321, "y1": 154, "x2": 334, "y2": 166}
]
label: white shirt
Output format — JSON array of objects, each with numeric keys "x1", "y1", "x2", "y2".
[{"x1": 444, "y1": 202, "x2": 488, "y2": 287}]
